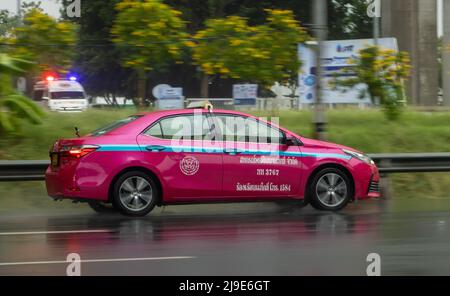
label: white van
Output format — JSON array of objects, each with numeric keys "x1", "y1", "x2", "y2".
[{"x1": 33, "y1": 79, "x2": 89, "y2": 112}]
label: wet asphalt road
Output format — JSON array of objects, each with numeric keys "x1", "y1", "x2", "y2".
[{"x1": 1, "y1": 199, "x2": 450, "y2": 276}]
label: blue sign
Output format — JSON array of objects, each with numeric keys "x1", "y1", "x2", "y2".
[{"x1": 304, "y1": 75, "x2": 316, "y2": 87}]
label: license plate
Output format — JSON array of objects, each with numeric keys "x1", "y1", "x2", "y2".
[{"x1": 51, "y1": 153, "x2": 59, "y2": 167}]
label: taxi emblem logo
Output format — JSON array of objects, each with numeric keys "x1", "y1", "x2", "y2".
[{"x1": 180, "y1": 156, "x2": 200, "y2": 176}]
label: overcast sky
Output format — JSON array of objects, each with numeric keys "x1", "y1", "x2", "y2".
[{"x1": 0, "y1": 0, "x2": 445, "y2": 36}]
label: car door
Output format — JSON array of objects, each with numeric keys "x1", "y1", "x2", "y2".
[
  {"x1": 212, "y1": 113, "x2": 303, "y2": 198},
  {"x1": 136, "y1": 112, "x2": 223, "y2": 200}
]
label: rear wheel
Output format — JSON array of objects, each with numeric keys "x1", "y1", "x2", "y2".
[
  {"x1": 112, "y1": 171, "x2": 158, "y2": 217},
  {"x1": 309, "y1": 168, "x2": 353, "y2": 211}
]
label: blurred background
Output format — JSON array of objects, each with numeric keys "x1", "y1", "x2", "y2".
[
  {"x1": 0, "y1": 0, "x2": 449, "y2": 276},
  {"x1": 0, "y1": 0, "x2": 448, "y2": 212}
]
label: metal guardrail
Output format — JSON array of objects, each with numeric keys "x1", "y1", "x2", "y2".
[
  {"x1": 369, "y1": 153, "x2": 450, "y2": 174},
  {"x1": 0, "y1": 160, "x2": 49, "y2": 181},
  {"x1": 0, "y1": 153, "x2": 449, "y2": 182}
]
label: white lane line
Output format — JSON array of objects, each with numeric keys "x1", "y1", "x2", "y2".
[
  {"x1": 0, "y1": 256, "x2": 195, "y2": 267},
  {"x1": 0, "y1": 230, "x2": 112, "y2": 236}
]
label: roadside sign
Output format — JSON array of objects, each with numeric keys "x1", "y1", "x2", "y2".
[
  {"x1": 152, "y1": 84, "x2": 171, "y2": 100},
  {"x1": 298, "y1": 37, "x2": 399, "y2": 105},
  {"x1": 153, "y1": 84, "x2": 184, "y2": 110},
  {"x1": 233, "y1": 84, "x2": 258, "y2": 106}
]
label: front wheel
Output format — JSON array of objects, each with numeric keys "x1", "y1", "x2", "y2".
[
  {"x1": 309, "y1": 168, "x2": 353, "y2": 211},
  {"x1": 112, "y1": 171, "x2": 158, "y2": 217}
]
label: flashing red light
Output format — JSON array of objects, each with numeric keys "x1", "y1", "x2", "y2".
[{"x1": 46, "y1": 76, "x2": 55, "y2": 81}]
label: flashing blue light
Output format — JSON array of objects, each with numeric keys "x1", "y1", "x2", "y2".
[{"x1": 69, "y1": 76, "x2": 77, "y2": 81}]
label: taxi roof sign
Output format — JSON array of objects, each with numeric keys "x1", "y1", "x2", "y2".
[{"x1": 186, "y1": 100, "x2": 213, "y2": 111}]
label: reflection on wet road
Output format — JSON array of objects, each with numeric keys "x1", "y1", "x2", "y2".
[{"x1": 1, "y1": 200, "x2": 450, "y2": 275}]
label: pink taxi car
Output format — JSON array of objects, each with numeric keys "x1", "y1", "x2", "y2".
[{"x1": 45, "y1": 106, "x2": 380, "y2": 216}]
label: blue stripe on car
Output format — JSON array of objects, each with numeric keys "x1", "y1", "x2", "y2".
[{"x1": 97, "y1": 145, "x2": 352, "y2": 160}]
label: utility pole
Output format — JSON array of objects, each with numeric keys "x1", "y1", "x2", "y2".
[
  {"x1": 368, "y1": 0, "x2": 381, "y2": 105},
  {"x1": 312, "y1": 0, "x2": 328, "y2": 140},
  {"x1": 443, "y1": 0, "x2": 450, "y2": 106},
  {"x1": 366, "y1": 0, "x2": 381, "y2": 45},
  {"x1": 373, "y1": 11, "x2": 380, "y2": 46}
]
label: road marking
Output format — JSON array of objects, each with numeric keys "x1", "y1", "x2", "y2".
[
  {"x1": 0, "y1": 230, "x2": 111, "y2": 236},
  {"x1": 0, "y1": 256, "x2": 195, "y2": 267}
]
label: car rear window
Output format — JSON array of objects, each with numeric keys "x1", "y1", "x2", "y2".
[{"x1": 90, "y1": 115, "x2": 143, "y2": 136}]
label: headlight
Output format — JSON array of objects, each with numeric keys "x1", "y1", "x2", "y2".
[{"x1": 343, "y1": 149, "x2": 375, "y2": 165}]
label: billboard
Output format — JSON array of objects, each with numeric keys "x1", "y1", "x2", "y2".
[
  {"x1": 298, "y1": 38, "x2": 399, "y2": 105},
  {"x1": 153, "y1": 84, "x2": 184, "y2": 110},
  {"x1": 233, "y1": 84, "x2": 258, "y2": 106}
]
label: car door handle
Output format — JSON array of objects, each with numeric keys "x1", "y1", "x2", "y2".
[
  {"x1": 145, "y1": 145, "x2": 166, "y2": 152},
  {"x1": 224, "y1": 149, "x2": 242, "y2": 155}
]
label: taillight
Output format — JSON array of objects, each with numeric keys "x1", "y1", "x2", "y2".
[{"x1": 62, "y1": 145, "x2": 99, "y2": 158}]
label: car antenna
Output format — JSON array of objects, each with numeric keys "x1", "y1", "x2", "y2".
[{"x1": 74, "y1": 126, "x2": 80, "y2": 138}]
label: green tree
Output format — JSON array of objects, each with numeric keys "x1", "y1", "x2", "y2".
[
  {"x1": 189, "y1": 9, "x2": 308, "y2": 97},
  {"x1": 167, "y1": 0, "x2": 370, "y2": 39},
  {"x1": 0, "y1": 53, "x2": 44, "y2": 135},
  {"x1": 0, "y1": 10, "x2": 20, "y2": 39},
  {"x1": 53, "y1": 0, "x2": 372, "y2": 100},
  {"x1": 1, "y1": 2, "x2": 42, "y2": 39},
  {"x1": 112, "y1": 0, "x2": 187, "y2": 107},
  {"x1": 60, "y1": 0, "x2": 136, "y2": 106},
  {"x1": 328, "y1": 0, "x2": 373, "y2": 40},
  {"x1": 13, "y1": 8, "x2": 77, "y2": 74},
  {"x1": 332, "y1": 46, "x2": 411, "y2": 120}
]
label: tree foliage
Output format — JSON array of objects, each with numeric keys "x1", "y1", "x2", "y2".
[
  {"x1": 166, "y1": 0, "x2": 370, "y2": 39},
  {"x1": 112, "y1": 0, "x2": 187, "y2": 71},
  {"x1": 63, "y1": 0, "x2": 372, "y2": 100},
  {"x1": 1, "y1": 2, "x2": 43, "y2": 39},
  {"x1": 111, "y1": 0, "x2": 188, "y2": 106},
  {"x1": 13, "y1": 8, "x2": 77, "y2": 74},
  {"x1": 0, "y1": 10, "x2": 20, "y2": 39},
  {"x1": 60, "y1": 0, "x2": 136, "y2": 104},
  {"x1": 328, "y1": 0, "x2": 373, "y2": 40},
  {"x1": 189, "y1": 9, "x2": 308, "y2": 90},
  {"x1": 332, "y1": 46, "x2": 411, "y2": 120}
]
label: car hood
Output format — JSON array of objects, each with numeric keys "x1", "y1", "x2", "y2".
[{"x1": 300, "y1": 137, "x2": 362, "y2": 154}]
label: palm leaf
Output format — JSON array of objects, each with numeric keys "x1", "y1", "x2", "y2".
[
  {"x1": 1, "y1": 96, "x2": 43, "y2": 124},
  {"x1": 0, "y1": 53, "x2": 35, "y2": 75},
  {"x1": 9, "y1": 56, "x2": 34, "y2": 71},
  {"x1": 7, "y1": 95, "x2": 47, "y2": 117},
  {"x1": 0, "y1": 110, "x2": 15, "y2": 133}
]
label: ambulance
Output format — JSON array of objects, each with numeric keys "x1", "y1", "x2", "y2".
[{"x1": 33, "y1": 76, "x2": 89, "y2": 112}]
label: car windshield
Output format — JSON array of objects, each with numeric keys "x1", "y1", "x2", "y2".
[
  {"x1": 90, "y1": 115, "x2": 143, "y2": 136},
  {"x1": 51, "y1": 91, "x2": 85, "y2": 100}
]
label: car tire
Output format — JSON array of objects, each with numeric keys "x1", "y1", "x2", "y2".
[
  {"x1": 87, "y1": 201, "x2": 116, "y2": 214},
  {"x1": 309, "y1": 167, "x2": 353, "y2": 211},
  {"x1": 112, "y1": 171, "x2": 158, "y2": 217}
]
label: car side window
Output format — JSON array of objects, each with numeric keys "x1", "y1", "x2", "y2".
[
  {"x1": 213, "y1": 115, "x2": 285, "y2": 144},
  {"x1": 145, "y1": 114, "x2": 213, "y2": 140},
  {"x1": 146, "y1": 122, "x2": 163, "y2": 138}
]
